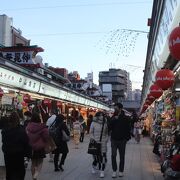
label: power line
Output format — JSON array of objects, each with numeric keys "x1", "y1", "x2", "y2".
[
  {"x1": 23, "y1": 29, "x2": 148, "y2": 37},
  {"x1": 24, "y1": 31, "x2": 107, "y2": 37},
  {"x1": 1, "y1": 1, "x2": 152, "y2": 11}
]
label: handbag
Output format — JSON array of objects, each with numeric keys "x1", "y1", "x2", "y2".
[
  {"x1": 62, "y1": 130, "x2": 70, "y2": 142},
  {"x1": 87, "y1": 139, "x2": 101, "y2": 155},
  {"x1": 87, "y1": 118, "x2": 105, "y2": 155},
  {"x1": 45, "y1": 136, "x2": 57, "y2": 154}
]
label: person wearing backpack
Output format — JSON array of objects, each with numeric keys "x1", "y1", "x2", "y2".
[
  {"x1": 46, "y1": 110, "x2": 58, "y2": 162},
  {"x1": 52, "y1": 114, "x2": 70, "y2": 172},
  {"x1": 26, "y1": 112, "x2": 49, "y2": 180}
]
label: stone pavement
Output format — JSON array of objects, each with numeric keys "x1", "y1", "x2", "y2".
[{"x1": 24, "y1": 136, "x2": 164, "y2": 180}]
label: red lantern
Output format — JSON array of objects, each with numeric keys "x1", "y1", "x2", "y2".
[
  {"x1": 169, "y1": 26, "x2": 180, "y2": 60},
  {"x1": 43, "y1": 99, "x2": 51, "y2": 106},
  {"x1": 145, "y1": 99, "x2": 152, "y2": 105},
  {"x1": 57, "y1": 101, "x2": 62, "y2": 107},
  {"x1": 155, "y1": 69, "x2": 175, "y2": 90},
  {"x1": 150, "y1": 84, "x2": 163, "y2": 98},
  {"x1": 141, "y1": 104, "x2": 148, "y2": 113},
  {"x1": 143, "y1": 104, "x2": 149, "y2": 109},
  {"x1": 147, "y1": 94, "x2": 155, "y2": 102},
  {"x1": 23, "y1": 94, "x2": 31, "y2": 103},
  {"x1": 0, "y1": 88, "x2": 4, "y2": 97}
]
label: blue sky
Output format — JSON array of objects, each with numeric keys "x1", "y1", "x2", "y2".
[{"x1": 1, "y1": 0, "x2": 153, "y2": 89}]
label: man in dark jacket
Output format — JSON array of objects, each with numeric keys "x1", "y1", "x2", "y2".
[{"x1": 109, "y1": 103, "x2": 131, "y2": 178}]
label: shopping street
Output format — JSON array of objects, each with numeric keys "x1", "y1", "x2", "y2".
[{"x1": 24, "y1": 136, "x2": 163, "y2": 180}]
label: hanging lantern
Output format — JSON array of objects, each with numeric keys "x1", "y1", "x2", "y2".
[
  {"x1": 169, "y1": 26, "x2": 180, "y2": 60},
  {"x1": 141, "y1": 104, "x2": 148, "y2": 113},
  {"x1": 43, "y1": 99, "x2": 51, "y2": 106},
  {"x1": 145, "y1": 99, "x2": 152, "y2": 105},
  {"x1": 0, "y1": 87, "x2": 4, "y2": 97},
  {"x1": 147, "y1": 94, "x2": 155, "y2": 102},
  {"x1": 143, "y1": 104, "x2": 149, "y2": 109},
  {"x1": 57, "y1": 101, "x2": 62, "y2": 107},
  {"x1": 155, "y1": 69, "x2": 175, "y2": 90},
  {"x1": 23, "y1": 94, "x2": 31, "y2": 103},
  {"x1": 150, "y1": 84, "x2": 163, "y2": 98}
]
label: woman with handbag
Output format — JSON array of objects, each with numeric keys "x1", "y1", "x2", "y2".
[{"x1": 89, "y1": 112, "x2": 108, "y2": 178}]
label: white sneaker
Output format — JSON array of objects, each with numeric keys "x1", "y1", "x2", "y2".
[
  {"x1": 112, "y1": 171, "x2": 117, "y2": 178},
  {"x1": 100, "y1": 171, "x2": 104, "y2": 178},
  {"x1": 91, "y1": 167, "x2": 96, "y2": 174},
  {"x1": 119, "y1": 172, "x2": 124, "y2": 177}
]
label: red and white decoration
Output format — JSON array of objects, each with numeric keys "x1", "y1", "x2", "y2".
[
  {"x1": 23, "y1": 94, "x2": 31, "y2": 103},
  {"x1": 147, "y1": 94, "x2": 155, "y2": 102},
  {"x1": 169, "y1": 26, "x2": 180, "y2": 60},
  {"x1": 155, "y1": 69, "x2": 175, "y2": 90},
  {"x1": 150, "y1": 84, "x2": 163, "y2": 98}
]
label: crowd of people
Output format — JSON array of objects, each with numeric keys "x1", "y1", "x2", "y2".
[{"x1": 0, "y1": 102, "x2": 146, "y2": 180}]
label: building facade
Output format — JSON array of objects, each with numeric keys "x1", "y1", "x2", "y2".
[
  {"x1": 99, "y1": 68, "x2": 130, "y2": 103},
  {"x1": 132, "y1": 89, "x2": 141, "y2": 101},
  {"x1": 0, "y1": 14, "x2": 30, "y2": 47}
]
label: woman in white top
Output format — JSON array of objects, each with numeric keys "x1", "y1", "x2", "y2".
[{"x1": 89, "y1": 112, "x2": 108, "y2": 178}]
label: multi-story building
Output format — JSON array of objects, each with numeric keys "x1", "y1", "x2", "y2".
[
  {"x1": 127, "y1": 73, "x2": 132, "y2": 100},
  {"x1": 99, "y1": 68, "x2": 130, "y2": 104},
  {"x1": 132, "y1": 89, "x2": 141, "y2": 101},
  {"x1": 0, "y1": 14, "x2": 30, "y2": 46}
]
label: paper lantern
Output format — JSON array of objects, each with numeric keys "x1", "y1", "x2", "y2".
[
  {"x1": 143, "y1": 104, "x2": 149, "y2": 109},
  {"x1": 57, "y1": 101, "x2": 62, "y2": 107},
  {"x1": 0, "y1": 88, "x2": 4, "y2": 97},
  {"x1": 23, "y1": 94, "x2": 31, "y2": 103},
  {"x1": 169, "y1": 26, "x2": 180, "y2": 60},
  {"x1": 145, "y1": 99, "x2": 152, "y2": 105},
  {"x1": 150, "y1": 84, "x2": 163, "y2": 98},
  {"x1": 155, "y1": 69, "x2": 175, "y2": 90},
  {"x1": 147, "y1": 94, "x2": 155, "y2": 102},
  {"x1": 43, "y1": 99, "x2": 51, "y2": 106},
  {"x1": 141, "y1": 104, "x2": 148, "y2": 114}
]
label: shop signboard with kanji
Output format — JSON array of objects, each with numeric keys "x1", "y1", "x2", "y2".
[{"x1": 0, "y1": 46, "x2": 44, "y2": 65}]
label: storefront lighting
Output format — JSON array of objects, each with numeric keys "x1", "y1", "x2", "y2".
[{"x1": 175, "y1": 88, "x2": 180, "y2": 91}]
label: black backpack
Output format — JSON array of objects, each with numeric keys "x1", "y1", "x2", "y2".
[{"x1": 49, "y1": 120, "x2": 61, "y2": 145}]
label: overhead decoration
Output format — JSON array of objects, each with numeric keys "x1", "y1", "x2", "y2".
[
  {"x1": 23, "y1": 94, "x2": 31, "y2": 103},
  {"x1": 97, "y1": 29, "x2": 146, "y2": 59},
  {"x1": 169, "y1": 26, "x2": 180, "y2": 60},
  {"x1": 0, "y1": 87, "x2": 4, "y2": 97},
  {"x1": 155, "y1": 69, "x2": 175, "y2": 90},
  {"x1": 150, "y1": 84, "x2": 163, "y2": 98}
]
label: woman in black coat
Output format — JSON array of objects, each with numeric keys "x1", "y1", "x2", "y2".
[
  {"x1": 53, "y1": 114, "x2": 70, "y2": 171},
  {"x1": 1, "y1": 112, "x2": 31, "y2": 180}
]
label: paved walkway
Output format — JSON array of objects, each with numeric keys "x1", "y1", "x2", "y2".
[{"x1": 24, "y1": 136, "x2": 164, "y2": 180}]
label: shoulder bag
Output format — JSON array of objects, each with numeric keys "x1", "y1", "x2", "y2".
[{"x1": 87, "y1": 119, "x2": 105, "y2": 155}]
